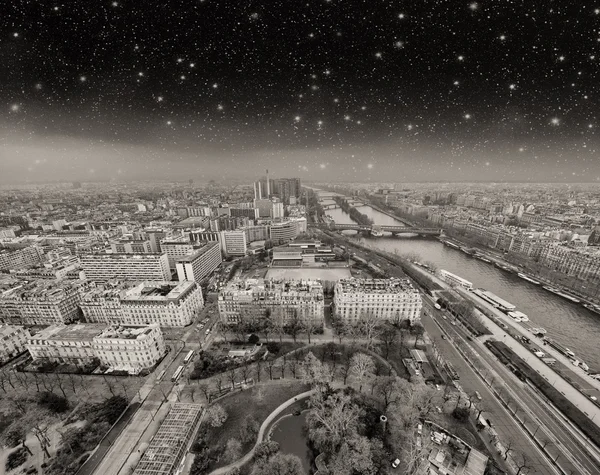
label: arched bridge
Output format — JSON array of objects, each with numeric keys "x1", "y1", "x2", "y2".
[{"x1": 314, "y1": 223, "x2": 442, "y2": 235}]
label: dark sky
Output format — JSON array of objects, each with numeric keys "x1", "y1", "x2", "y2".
[{"x1": 2, "y1": 1, "x2": 600, "y2": 183}]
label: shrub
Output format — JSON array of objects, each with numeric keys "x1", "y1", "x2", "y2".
[
  {"x1": 4, "y1": 425, "x2": 26, "y2": 448},
  {"x1": 37, "y1": 392, "x2": 69, "y2": 413},
  {"x1": 248, "y1": 334, "x2": 260, "y2": 345},
  {"x1": 6, "y1": 447, "x2": 29, "y2": 471},
  {"x1": 266, "y1": 342, "x2": 280, "y2": 355},
  {"x1": 452, "y1": 407, "x2": 470, "y2": 422}
]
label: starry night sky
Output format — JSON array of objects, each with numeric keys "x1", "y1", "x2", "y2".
[{"x1": 2, "y1": 1, "x2": 600, "y2": 183}]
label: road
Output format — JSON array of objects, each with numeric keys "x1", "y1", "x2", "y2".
[
  {"x1": 424, "y1": 297, "x2": 600, "y2": 475},
  {"x1": 87, "y1": 310, "x2": 219, "y2": 475},
  {"x1": 420, "y1": 303, "x2": 560, "y2": 475}
]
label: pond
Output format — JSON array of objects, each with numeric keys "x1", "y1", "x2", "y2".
[{"x1": 269, "y1": 410, "x2": 312, "y2": 474}]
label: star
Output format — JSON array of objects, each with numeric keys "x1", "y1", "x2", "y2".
[
  {"x1": 518, "y1": 147, "x2": 525, "y2": 152},
  {"x1": 457, "y1": 55, "x2": 465, "y2": 61},
  {"x1": 138, "y1": 72, "x2": 144, "y2": 77},
  {"x1": 550, "y1": 117, "x2": 560, "y2": 126},
  {"x1": 320, "y1": 163, "x2": 327, "y2": 169},
  {"x1": 394, "y1": 41, "x2": 404, "y2": 49},
  {"x1": 407, "y1": 124, "x2": 414, "y2": 130},
  {"x1": 111, "y1": 1, "x2": 118, "y2": 6},
  {"x1": 34, "y1": 83, "x2": 43, "y2": 90},
  {"x1": 398, "y1": 13, "x2": 405, "y2": 19},
  {"x1": 317, "y1": 120, "x2": 323, "y2": 126},
  {"x1": 375, "y1": 52, "x2": 382, "y2": 59},
  {"x1": 558, "y1": 55, "x2": 565, "y2": 61},
  {"x1": 156, "y1": 96, "x2": 164, "y2": 102},
  {"x1": 367, "y1": 163, "x2": 374, "y2": 169},
  {"x1": 180, "y1": 75, "x2": 186, "y2": 80},
  {"x1": 79, "y1": 76, "x2": 87, "y2": 82},
  {"x1": 588, "y1": 124, "x2": 594, "y2": 128},
  {"x1": 177, "y1": 58, "x2": 184, "y2": 63},
  {"x1": 10, "y1": 104, "x2": 20, "y2": 112},
  {"x1": 294, "y1": 116, "x2": 301, "y2": 122},
  {"x1": 12, "y1": 32, "x2": 19, "y2": 38},
  {"x1": 509, "y1": 84, "x2": 516, "y2": 90},
  {"x1": 453, "y1": 80, "x2": 460, "y2": 86},
  {"x1": 190, "y1": 63, "x2": 195, "y2": 68},
  {"x1": 166, "y1": 120, "x2": 172, "y2": 125},
  {"x1": 53, "y1": 6, "x2": 59, "y2": 10},
  {"x1": 499, "y1": 35, "x2": 506, "y2": 41},
  {"x1": 212, "y1": 83, "x2": 218, "y2": 89},
  {"x1": 344, "y1": 115, "x2": 351, "y2": 121},
  {"x1": 464, "y1": 113, "x2": 471, "y2": 119},
  {"x1": 469, "y1": 3, "x2": 478, "y2": 11},
  {"x1": 217, "y1": 104, "x2": 224, "y2": 111}
]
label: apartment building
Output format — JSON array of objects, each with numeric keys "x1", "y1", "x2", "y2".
[
  {"x1": 26, "y1": 323, "x2": 166, "y2": 374},
  {"x1": 0, "y1": 280, "x2": 83, "y2": 325},
  {"x1": 0, "y1": 246, "x2": 43, "y2": 271},
  {"x1": 220, "y1": 230, "x2": 247, "y2": 256},
  {"x1": 269, "y1": 218, "x2": 307, "y2": 244},
  {"x1": 160, "y1": 238, "x2": 197, "y2": 269},
  {"x1": 334, "y1": 278, "x2": 422, "y2": 324},
  {"x1": 81, "y1": 281, "x2": 203, "y2": 326},
  {"x1": 110, "y1": 239, "x2": 153, "y2": 254},
  {"x1": 0, "y1": 325, "x2": 30, "y2": 362},
  {"x1": 80, "y1": 252, "x2": 171, "y2": 282},
  {"x1": 176, "y1": 241, "x2": 222, "y2": 283},
  {"x1": 218, "y1": 279, "x2": 324, "y2": 326}
]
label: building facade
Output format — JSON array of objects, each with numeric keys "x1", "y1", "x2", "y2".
[
  {"x1": 80, "y1": 253, "x2": 171, "y2": 282},
  {"x1": 175, "y1": 241, "x2": 222, "y2": 282},
  {"x1": 0, "y1": 246, "x2": 43, "y2": 271},
  {"x1": 0, "y1": 325, "x2": 30, "y2": 362},
  {"x1": 0, "y1": 281, "x2": 83, "y2": 325},
  {"x1": 334, "y1": 278, "x2": 422, "y2": 324},
  {"x1": 26, "y1": 323, "x2": 166, "y2": 373},
  {"x1": 81, "y1": 281, "x2": 204, "y2": 326},
  {"x1": 220, "y1": 230, "x2": 247, "y2": 256},
  {"x1": 218, "y1": 279, "x2": 324, "y2": 326}
]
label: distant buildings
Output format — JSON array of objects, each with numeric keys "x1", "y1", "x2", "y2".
[
  {"x1": 26, "y1": 323, "x2": 166, "y2": 373},
  {"x1": 0, "y1": 280, "x2": 83, "y2": 325},
  {"x1": 175, "y1": 241, "x2": 222, "y2": 282},
  {"x1": 218, "y1": 279, "x2": 324, "y2": 326},
  {"x1": 0, "y1": 325, "x2": 30, "y2": 362},
  {"x1": 80, "y1": 252, "x2": 171, "y2": 282},
  {"x1": 334, "y1": 278, "x2": 422, "y2": 324},
  {"x1": 81, "y1": 280, "x2": 203, "y2": 326}
]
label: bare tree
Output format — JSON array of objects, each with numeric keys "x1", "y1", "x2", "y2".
[
  {"x1": 266, "y1": 357, "x2": 276, "y2": 380},
  {"x1": 355, "y1": 311, "x2": 381, "y2": 350},
  {"x1": 189, "y1": 386, "x2": 197, "y2": 402},
  {"x1": 350, "y1": 353, "x2": 375, "y2": 392},
  {"x1": 102, "y1": 375, "x2": 117, "y2": 397},
  {"x1": 214, "y1": 375, "x2": 224, "y2": 393},
  {"x1": 515, "y1": 453, "x2": 532, "y2": 475},
  {"x1": 286, "y1": 312, "x2": 303, "y2": 343},
  {"x1": 67, "y1": 373, "x2": 78, "y2": 394},
  {"x1": 375, "y1": 377, "x2": 400, "y2": 413},
  {"x1": 198, "y1": 382, "x2": 211, "y2": 403},
  {"x1": 255, "y1": 359, "x2": 263, "y2": 382},
  {"x1": 240, "y1": 361, "x2": 252, "y2": 384},
  {"x1": 340, "y1": 350, "x2": 354, "y2": 385},
  {"x1": 380, "y1": 325, "x2": 397, "y2": 360},
  {"x1": 228, "y1": 367, "x2": 238, "y2": 388},
  {"x1": 288, "y1": 357, "x2": 298, "y2": 379},
  {"x1": 503, "y1": 438, "x2": 515, "y2": 460},
  {"x1": 54, "y1": 372, "x2": 68, "y2": 400}
]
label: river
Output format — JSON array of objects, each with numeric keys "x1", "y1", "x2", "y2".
[{"x1": 321, "y1": 198, "x2": 600, "y2": 371}]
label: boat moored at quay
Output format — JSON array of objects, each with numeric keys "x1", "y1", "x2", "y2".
[
  {"x1": 542, "y1": 286, "x2": 581, "y2": 304},
  {"x1": 517, "y1": 272, "x2": 541, "y2": 285}
]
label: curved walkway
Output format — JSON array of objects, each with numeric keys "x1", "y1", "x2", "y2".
[{"x1": 208, "y1": 389, "x2": 316, "y2": 475}]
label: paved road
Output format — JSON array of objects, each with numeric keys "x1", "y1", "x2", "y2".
[
  {"x1": 421, "y1": 303, "x2": 560, "y2": 475},
  {"x1": 425, "y1": 298, "x2": 600, "y2": 475},
  {"x1": 460, "y1": 288, "x2": 600, "y2": 425}
]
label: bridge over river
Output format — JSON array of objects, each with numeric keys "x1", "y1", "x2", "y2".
[{"x1": 314, "y1": 222, "x2": 442, "y2": 236}]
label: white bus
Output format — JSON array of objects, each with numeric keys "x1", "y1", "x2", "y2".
[
  {"x1": 184, "y1": 350, "x2": 194, "y2": 365},
  {"x1": 171, "y1": 365, "x2": 185, "y2": 382},
  {"x1": 156, "y1": 369, "x2": 166, "y2": 381}
]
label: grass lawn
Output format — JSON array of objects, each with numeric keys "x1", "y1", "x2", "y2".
[{"x1": 194, "y1": 380, "x2": 310, "y2": 472}]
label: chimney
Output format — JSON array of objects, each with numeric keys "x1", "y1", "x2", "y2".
[{"x1": 266, "y1": 169, "x2": 270, "y2": 197}]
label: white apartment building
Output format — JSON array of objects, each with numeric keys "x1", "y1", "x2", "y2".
[
  {"x1": 220, "y1": 230, "x2": 247, "y2": 256},
  {"x1": 160, "y1": 239, "x2": 197, "y2": 269},
  {"x1": 218, "y1": 279, "x2": 324, "y2": 326},
  {"x1": 334, "y1": 278, "x2": 422, "y2": 324},
  {"x1": 176, "y1": 241, "x2": 222, "y2": 283},
  {"x1": 26, "y1": 323, "x2": 166, "y2": 374},
  {"x1": 93, "y1": 324, "x2": 166, "y2": 373},
  {"x1": 81, "y1": 281, "x2": 203, "y2": 327},
  {"x1": 0, "y1": 281, "x2": 83, "y2": 325},
  {"x1": 0, "y1": 246, "x2": 43, "y2": 271},
  {"x1": 80, "y1": 252, "x2": 171, "y2": 282},
  {"x1": 269, "y1": 218, "x2": 307, "y2": 244},
  {"x1": 0, "y1": 325, "x2": 30, "y2": 362}
]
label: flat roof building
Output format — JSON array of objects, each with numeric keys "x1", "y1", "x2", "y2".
[
  {"x1": 175, "y1": 241, "x2": 222, "y2": 283},
  {"x1": 334, "y1": 278, "x2": 422, "y2": 325},
  {"x1": 80, "y1": 252, "x2": 171, "y2": 282},
  {"x1": 0, "y1": 325, "x2": 30, "y2": 362}
]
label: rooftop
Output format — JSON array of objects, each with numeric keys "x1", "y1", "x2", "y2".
[
  {"x1": 96, "y1": 325, "x2": 157, "y2": 340},
  {"x1": 176, "y1": 241, "x2": 219, "y2": 262},
  {"x1": 122, "y1": 281, "x2": 197, "y2": 302},
  {"x1": 336, "y1": 278, "x2": 418, "y2": 294},
  {"x1": 32, "y1": 324, "x2": 107, "y2": 342},
  {"x1": 81, "y1": 252, "x2": 167, "y2": 260}
]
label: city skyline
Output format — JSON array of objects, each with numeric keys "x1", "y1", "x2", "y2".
[{"x1": 2, "y1": 2, "x2": 599, "y2": 183}]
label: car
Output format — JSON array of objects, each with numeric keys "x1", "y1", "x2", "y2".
[
  {"x1": 442, "y1": 315, "x2": 447, "y2": 320},
  {"x1": 417, "y1": 423, "x2": 423, "y2": 435},
  {"x1": 415, "y1": 370, "x2": 420, "y2": 376},
  {"x1": 434, "y1": 303, "x2": 442, "y2": 310},
  {"x1": 441, "y1": 335, "x2": 447, "y2": 340},
  {"x1": 500, "y1": 323, "x2": 508, "y2": 329},
  {"x1": 475, "y1": 391, "x2": 482, "y2": 400},
  {"x1": 590, "y1": 396, "x2": 598, "y2": 401},
  {"x1": 391, "y1": 458, "x2": 400, "y2": 469},
  {"x1": 436, "y1": 406, "x2": 442, "y2": 413},
  {"x1": 451, "y1": 321, "x2": 456, "y2": 326},
  {"x1": 435, "y1": 384, "x2": 441, "y2": 391}
]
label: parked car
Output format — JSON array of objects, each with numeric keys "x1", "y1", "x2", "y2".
[
  {"x1": 475, "y1": 391, "x2": 482, "y2": 400},
  {"x1": 441, "y1": 335, "x2": 447, "y2": 340},
  {"x1": 391, "y1": 458, "x2": 400, "y2": 469}
]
